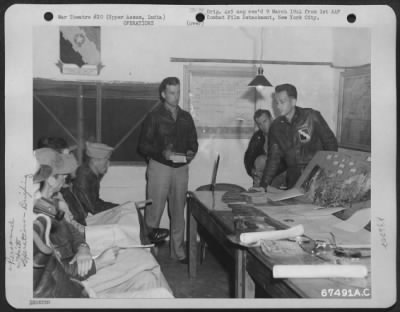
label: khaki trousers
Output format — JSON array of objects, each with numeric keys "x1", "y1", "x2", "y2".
[{"x1": 146, "y1": 159, "x2": 188, "y2": 259}]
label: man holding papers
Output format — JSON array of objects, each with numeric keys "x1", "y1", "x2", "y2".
[{"x1": 138, "y1": 77, "x2": 198, "y2": 263}]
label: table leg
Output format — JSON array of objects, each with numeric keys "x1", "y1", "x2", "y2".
[
  {"x1": 234, "y1": 249, "x2": 245, "y2": 298},
  {"x1": 187, "y1": 196, "x2": 197, "y2": 279},
  {"x1": 244, "y1": 270, "x2": 255, "y2": 298},
  {"x1": 234, "y1": 249, "x2": 255, "y2": 298}
]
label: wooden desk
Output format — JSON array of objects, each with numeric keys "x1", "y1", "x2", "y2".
[
  {"x1": 186, "y1": 191, "x2": 254, "y2": 298},
  {"x1": 186, "y1": 190, "x2": 371, "y2": 298}
]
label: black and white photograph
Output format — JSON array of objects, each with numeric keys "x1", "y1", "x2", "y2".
[{"x1": 4, "y1": 4, "x2": 396, "y2": 309}]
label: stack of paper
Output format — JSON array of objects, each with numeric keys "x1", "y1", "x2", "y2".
[{"x1": 273, "y1": 264, "x2": 368, "y2": 278}]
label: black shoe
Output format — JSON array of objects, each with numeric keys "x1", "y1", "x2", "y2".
[
  {"x1": 148, "y1": 228, "x2": 169, "y2": 244},
  {"x1": 178, "y1": 257, "x2": 188, "y2": 264}
]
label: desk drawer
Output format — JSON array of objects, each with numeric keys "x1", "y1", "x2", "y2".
[{"x1": 246, "y1": 251, "x2": 302, "y2": 298}]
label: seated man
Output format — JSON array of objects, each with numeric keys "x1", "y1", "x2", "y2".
[
  {"x1": 35, "y1": 138, "x2": 162, "y2": 245},
  {"x1": 36, "y1": 137, "x2": 87, "y2": 230},
  {"x1": 33, "y1": 147, "x2": 174, "y2": 298},
  {"x1": 69, "y1": 142, "x2": 169, "y2": 243},
  {"x1": 33, "y1": 148, "x2": 119, "y2": 298},
  {"x1": 73, "y1": 141, "x2": 119, "y2": 215}
]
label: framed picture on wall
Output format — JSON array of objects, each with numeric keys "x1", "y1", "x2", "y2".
[{"x1": 337, "y1": 65, "x2": 371, "y2": 151}]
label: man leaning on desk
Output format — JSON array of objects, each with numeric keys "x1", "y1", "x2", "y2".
[{"x1": 258, "y1": 83, "x2": 338, "y2": 191}]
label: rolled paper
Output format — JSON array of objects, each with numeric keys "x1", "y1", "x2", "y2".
[
  {"x1": 273, "y1": 264, "x2": 368, "y2": 279},
  {"x1": 239, "y1": 224, "x2": 304, "y2": 244}
]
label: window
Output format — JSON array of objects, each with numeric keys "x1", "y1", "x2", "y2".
[{"x1": 33, "y1": 78, "x2": 159, "y2": 164}]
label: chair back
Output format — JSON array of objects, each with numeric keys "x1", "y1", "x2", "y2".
[
  {"x1": 135, "y1": 199, "x2": 158, "y2": 246},
  {"x1": 195, "y1": 183, "x2": 246, "y2": 192}
]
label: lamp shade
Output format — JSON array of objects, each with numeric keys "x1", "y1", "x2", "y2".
[{"x1": 248, "y1": 66, "x2": 272, "y2": 88}]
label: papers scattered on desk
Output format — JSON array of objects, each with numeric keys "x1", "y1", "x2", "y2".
[
  {"x1": 241, "y1": 190, "x2": 268, "y2": 204},
  {"x1": 300, "y1": 206, "x2": 346, "y2": 217},
  {"x1": 273, "y1": 264, "x2": 368, "y2": 279},
  {"x1": 241, "y1": 190, "x2": 265, "y2": 197},
  {"x1": 249, "y1": 195, "x2": 268, "y2": 204},
  {"x1": 266, "y1": 187, "x2": 304, "y2": 202},
  {"x1": 260, "y1": 239, "x2": 304, "y2": 256},
  {"x1": 333, "y1": 208, "x2": 371, "y2": 232},
  {"x1": 170, "y1": 153, "x2": 187, "y2": 163},
  {"x1": 240, "y1": 224, "x2": 304, "y2": 245}
]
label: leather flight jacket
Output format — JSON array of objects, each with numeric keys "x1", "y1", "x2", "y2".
[
  {"x1": 138, "y1": 102, "x2": 198, "y2": 168},
  {"x1": 33, "y1": 213, "x2": 95, "y2": 298},
  {"x1": 260, "y1": 106, "x2": 338, "y2": 189},
  {"x1": 72, "y1": 163, "x2": 119, "y2": 215},
  {"x1": 60, "y1": 186, "x2": 88, "y2": 226}
]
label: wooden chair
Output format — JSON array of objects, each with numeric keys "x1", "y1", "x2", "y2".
[
  {"x1": 196, "y1": 183, "x2": 247, "y2": 193},
  {"x1": 195, "y1": 183, "x2": 246, "y2": 263}
]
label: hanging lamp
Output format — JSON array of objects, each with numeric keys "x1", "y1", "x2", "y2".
[{"x1": 248, "y1": 28, "x2": 272, "y2": 90}]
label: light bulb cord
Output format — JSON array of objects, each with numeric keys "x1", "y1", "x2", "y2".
[{"x1": 260, "y1": 27, "x2": 264, "y2": 64}]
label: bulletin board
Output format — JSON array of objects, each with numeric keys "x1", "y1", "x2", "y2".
[
  {"x1": 183, "y1": 65, "x2": 257, "y2": 139},
  {"x1": 337, "y1": 65, "x2": 371, "y2": 151}
]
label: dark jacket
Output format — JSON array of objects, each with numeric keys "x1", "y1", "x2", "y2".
[
  {"x1": 33, "y1": 210, "x2": 95, "y2": 298},
  {"x1": 49, "y1": 217, "x2": 96, "y2": 279},
  {"x1": 244, "y1": 130, "x2": 266, "y2": 177},
  {"x1": 60, "y1": 186, "x2": 88, "y2": 226},
  {"x1": 138, "y1": 102, "x2": 198, "y2": 168},
  {"x1": 72, "y1": 163, "x2": 118, "y2": 215},
  {"x1": 244, "y1": 130, "x2": 287, "y2": 182},
  {"x1": 261, "y1": 106, "x2": 338, "y2": 189}
]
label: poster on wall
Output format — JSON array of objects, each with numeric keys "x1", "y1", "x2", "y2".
[
  {"x1": 57, "y1": 26, "x2": 104, "y2": 75},
  {"x1": 4, "y1": 3, "x2": 397, "y2": 310}
]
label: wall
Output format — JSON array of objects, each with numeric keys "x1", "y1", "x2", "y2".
[
  {"x1": 33, "y1": 26, "x2": 369, "y2": 230},
  {"x1": 332, "y1": 27, "x2": 371, "y2": 67}
]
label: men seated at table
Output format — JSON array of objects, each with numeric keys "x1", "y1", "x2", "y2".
[
  {"x1": 33, "y1": 147, "x2": 173, "y2": 298},
  {"x1": 36, "y1": 137, "x2": 169, "y2": 244},
  {"x1": 35, "y1": 138, "x2": 143, "y2": 247}
]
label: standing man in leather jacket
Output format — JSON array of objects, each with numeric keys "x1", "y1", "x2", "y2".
[
  {"x1": 138, "y1": 77, "x2": 198, "y2": 264},
  {"x1": 260, "y1": 83, "x2": 338, "y2": 190}
]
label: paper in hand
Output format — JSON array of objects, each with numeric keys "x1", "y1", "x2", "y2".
[{"x1": 170, "y1": 153, "x2": 187, "y2": 163}]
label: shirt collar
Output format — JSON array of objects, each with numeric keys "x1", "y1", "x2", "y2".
[
  {"x1": 161, "y1": 102, "x2": 181, "y2": 118},
  {"x1": 284, "y1": 106, "x2": 299, "y2": 124}
]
